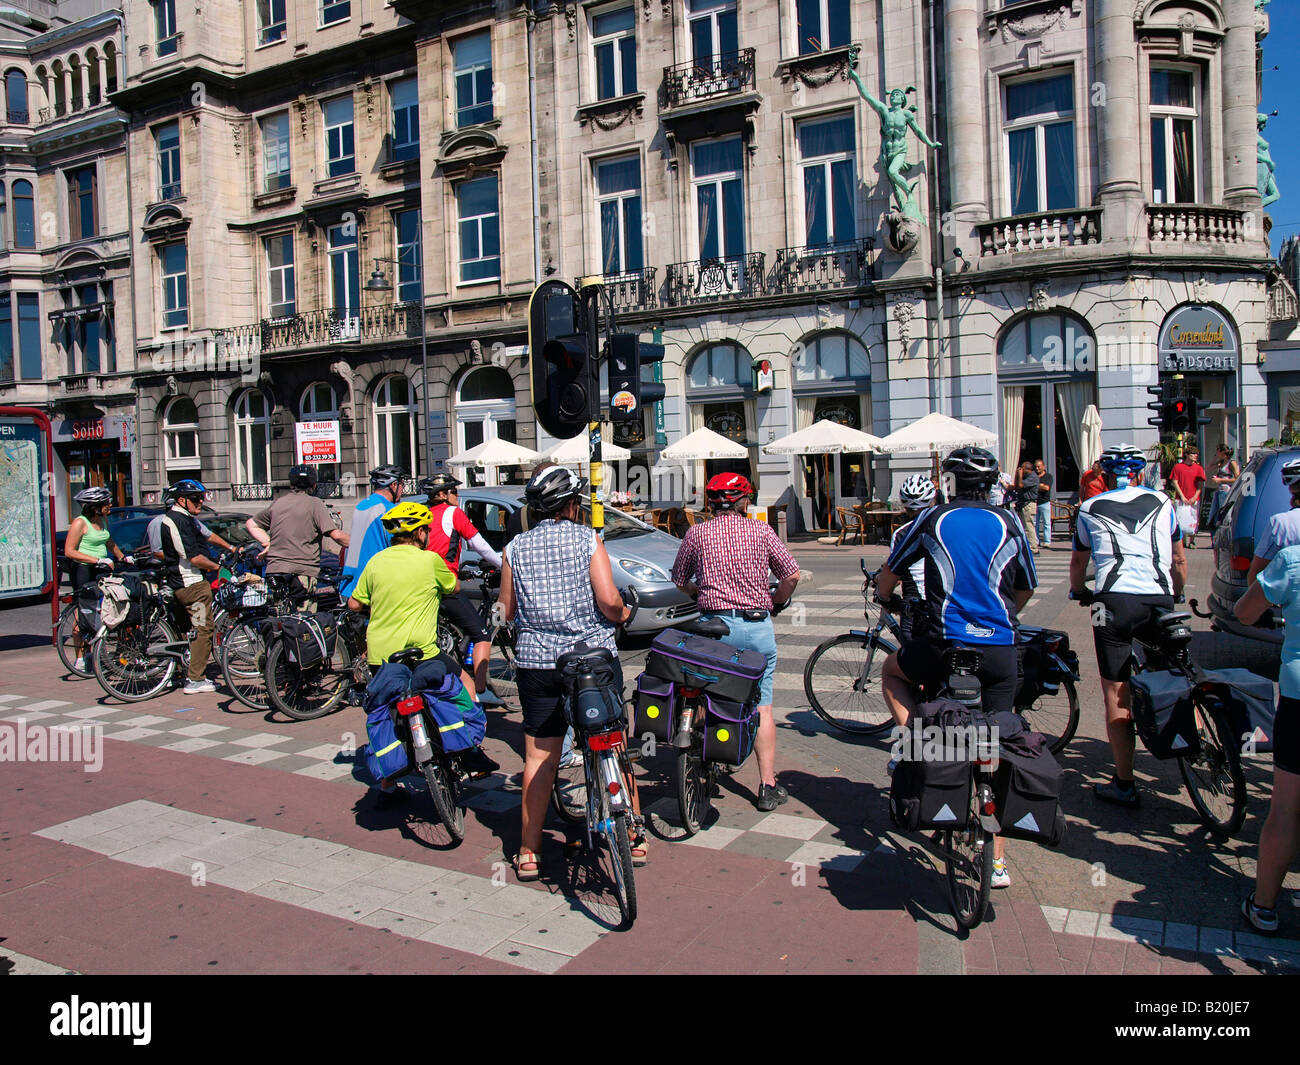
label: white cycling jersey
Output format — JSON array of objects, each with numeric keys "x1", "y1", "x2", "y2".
[{"x1": 1074, "y1": 485, "x2": 1180, "y2": 596}]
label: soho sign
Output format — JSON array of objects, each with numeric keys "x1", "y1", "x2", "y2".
[{"x1": 1158, "y1": 304, "x2": 1238, "y2": 373}]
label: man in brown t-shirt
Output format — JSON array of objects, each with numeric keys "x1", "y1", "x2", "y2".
[{"x1": 246, "y1": 465, "x2": 350, "y2": 604}]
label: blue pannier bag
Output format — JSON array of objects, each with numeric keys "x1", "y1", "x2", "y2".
[
  {"x1": 364, "y1": 704, "x2": 408, "y2": 782},
  {"x1": 421, "y1": 672, "x2": 487, "y2": 753}
]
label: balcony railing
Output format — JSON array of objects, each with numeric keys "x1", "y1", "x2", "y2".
[
  {"x1": 773, "y1": 238, "x2": 876, "y2": 293},
  {"x1": 232, "y1": 483, "x2": 274, "y2": 502},
  {"x1": 214, "y1": 304, "x2": 423, "y2": 358},
  {"x1": 663, "y1": 253, "x2": 765, "y2": 307},
  {"x1": 6, "y1": 108, "x2": 27, "y2": 125},
  {"x1": 662, "y1": 49, "x2": 756, "y2": 108},
  {"x1": 593, "y1": 268, "x2": 658, "y2": 315},
  {"x1": 1147, "y1": 204, "x2": 1248, "y2": 245},
  {"x1": 314, "y1": 480, "x2": 347, "y2": 500},
  {"x1": 977, "y1": 207, "x2": 1102, "y2": 257}
]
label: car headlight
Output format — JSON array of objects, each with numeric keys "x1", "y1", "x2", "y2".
[{"x1": 619, "y1": 558, "x2": 670, "y2": 583}]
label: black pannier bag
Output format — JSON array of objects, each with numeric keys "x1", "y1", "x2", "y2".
[
  {"x1": 633, "y1": 673, "x2": 675, "y2": 744},
  {"x1": 558, "y1": 646, "x2": 626, "y2": 734},
  {"x1": 281, "y1": 614, "x2": 338, "y2": 670},
  {"x1": 992, "y1": 746, "x2": 1066, "y2": 846},
  {"x1": 1129, "y1": 670, "x2": 1200, "y2": 760},
  {"x1": 76, "y1": 583, "x2": 101, "y2": 635},
  {"x1": 890, "y1": 755, "x2": 973, "y2": 831},
  {"x1": 701, "y1": 694, "x2": 759, "y2": 767},
  {"x1": 644, "y1": 628, "x2": 765, "y2": 705},
  {"x1": 1201, "y1": 667, "x2": 1277, "y2": 755}
]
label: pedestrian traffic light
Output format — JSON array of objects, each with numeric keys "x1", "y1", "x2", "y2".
[
  {"x1": 606, "y1": 332, "x2": 666, "y2": 423},
  {"x1": 529, "y1": 281, "x2": 592, "y2": 439},
  {"x1": 1169, "y1": 394, "x2": 1190, "y2": 434},
  {"x1": 1146, "y1": 382, "x2": 1171, "y2": 431},
  {"x1": 1192, "y1": 395, "x2": 1212, "y2": 429}
]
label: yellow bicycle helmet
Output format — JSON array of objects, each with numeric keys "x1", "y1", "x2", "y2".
[{"x1": 381, "y1": 501, "x2": 433, "y2": 534}]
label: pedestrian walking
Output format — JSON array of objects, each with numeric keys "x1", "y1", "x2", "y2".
[{"x1": 1017, "y1": 460, "x2": 1041, "y2": 553}]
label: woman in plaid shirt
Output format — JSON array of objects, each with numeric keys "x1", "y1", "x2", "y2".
[{"x1": 671, "y1": 474, "x2": 801, "y2": 811}]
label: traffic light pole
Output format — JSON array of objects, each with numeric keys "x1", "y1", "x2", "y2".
[{"x1": 579, "y1": 278, "x2": 605, "y2": 534}]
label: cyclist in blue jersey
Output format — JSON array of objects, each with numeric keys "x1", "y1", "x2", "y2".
[
  {"x1": 339, "y1": 465, "x2": 405, "y2": 597},
  {"x1": 1070, "y1": 443, "x2": 1186, "y2": 807}
]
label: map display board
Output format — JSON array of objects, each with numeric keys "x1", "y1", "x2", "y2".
[{"x1": 0, "y1": 410, "x2": 55, "y2": 600}]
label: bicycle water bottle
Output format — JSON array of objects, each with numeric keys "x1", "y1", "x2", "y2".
[{"x1": 464, "y1": 641, "x2": 475, "y2": 669}]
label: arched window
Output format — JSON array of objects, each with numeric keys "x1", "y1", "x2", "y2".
[
  {"x1": 5, "y1": 69, "x2": 28, "y2": 124},
  {"x1": 232, "y1": 389, "x2": 272, "y2": 484},
  {"x1": 300, "y1": 382, "x2": 340, "y2": 483},
  {"x1": 51, "y1": 61, "x2": 66, "y2": 116},
  {"x1": 456, "y1": 366, "x2": 516, "y2": 483},
  {"x1": 684, "y1": 342, "x2": 754, "y2": 489},
  {"x1": 996, "y1": 311, "x2": 1094, "y2": 374},
  {"x1": 372, "y1": 374, "x2": 417, "y2": 475},
  {"x1": 69, "y1": 55, "x2": 83, "y2": 111},
  {"x1": 791, "y1": 333, "x2": 870, "y2": 386},
  {"x1": 162, "y1": 396, "x2": 201, "y2": 476},
  {"x1": 12, "y1": 180, "x2": 34, "y2": 249},
  {"x1": 103, "y1": 43, "x2": 119, "y2": 94},
  {"x1": 686, "y1": 342, "x2": 749, "y2": 391}
]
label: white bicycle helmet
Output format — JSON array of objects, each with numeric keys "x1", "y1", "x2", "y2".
[{"x1": 899, "y1": 474, "x2": 937, "y2": 510}]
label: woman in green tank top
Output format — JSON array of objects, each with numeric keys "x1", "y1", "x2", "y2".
[{"x1": 65, "y1": 487, "x2": 126, "y2": 671}]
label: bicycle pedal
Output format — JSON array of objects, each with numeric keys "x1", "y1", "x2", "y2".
[{"x1": 625, "y1": 749, "x2": 643, "y2": 763}]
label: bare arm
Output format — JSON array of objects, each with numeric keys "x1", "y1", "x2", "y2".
[
  {"x1": 1234, "y1": 581, "x2": 1273, "y2": 625},
  {"x1": 498, "y1": 558, "x2": 516, "y2": 623},
  {"x1": 876, "y1": 563, "x2": 900, "y2": 600},
  {"x1": 1069, "y1": 549, "x2": 1089, "y2": 594},
  {"x1": 65, "y1": 518, "x2": 95, "y2": 564},
  {"x1": 774, "y1": 571, "x2": 800, "y2": 607},
  {"x1": 1247, "y1": 556, "x2": 1269, "y2": 584},
  {"x1": 347, "y1": 596, "x2": 366, "y2": 613},
  {"x1": 591, "y1": 541, "x2": 630, "y2": 624},
  {"x1": 245, "y1": 518, "x2": 270, "y2": 550},
  {"x1": 1013, "y1": 588, "x2": 1032, "y2": 612},
  {"x1": 1170, "y1": 538, "x2": 1187, "y2": 597},
  {"x1": 328, "y1": 528, "x2": 350, "y2": 547}
]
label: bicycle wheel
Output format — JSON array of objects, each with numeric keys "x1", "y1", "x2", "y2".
[
  {"x1": 265, "y1": 639, "x2": 348, "y2": 721},
  {"x1": 1178, "y1": 698, "x2": 1248, "y2": 840},
  {"x1": 437, "y1": 619, "x2": 464, "y2": 663},
  {"x1": 487, "y1": 628, "x2": 518, "y2": 699},
  {"x1": 804, "y1": 632, "x2": 898, "y2": 736},
  {"x1": 602, "y1": 810, "x2": 637, "y2": 926},
  {"x1": 551, "y1": 742, "x2": 588, "y2": 825},
  {"x1": 1016, "y1": 678, "x2": 1080, "y2": 756},
  {"x1": 220, "y1": 616, "x2": 270, "y2": 710},
  {"x1": 92, "y1": 619, "x2": 179, "y2": 702},
  {"x1": 675, "y1": 734, "x2": 711, "y2": 836},
  {"x1": 944, "y1": 818, "x2": 994, "y2": 931},
  {"x1": 422, "y1": 755, "x2": 466, "y2": 843},
  {"x1": 55, "y1": 604, "x2": 92, "y2": 678}
]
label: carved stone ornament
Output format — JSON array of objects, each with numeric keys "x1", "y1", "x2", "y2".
[
  {"x1": 231, "y1": 124, "x2": 242, "y2": 157},
  {"x1": 886, "y1": 210, "x2": 922, "y2": 255},
  {"x1": 565, "y1": 4, "x2": 576, "y2": 40},
  {"x1": 988, "y1": 1, "x2": 1079, "y2": 44},
  {"x1": 578, "y1": 97, "x2": 645, "y2": 131},
  {"x1": 165, "y1": 374, "x2": 178, "y2": 396},
  {"x1": 469, "y1": 339, "x2": 484, "y2": 364},
  {"x1": 893, "y1": 295, "x2": 919, "y2": 347},
  {"x1": 1029, "y1": 281, "x2": 1052, "y2": 312},
  {"x1": 643, "y1": 0, "x2": 652, "y2": 18},
  {"x1": 1193, "y1": 275, "x2": 1212, "y2": 304}
]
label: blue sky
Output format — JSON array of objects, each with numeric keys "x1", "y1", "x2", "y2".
[{"x1": 1263, "y1": 3, "x2": 1299, "y2": 249}]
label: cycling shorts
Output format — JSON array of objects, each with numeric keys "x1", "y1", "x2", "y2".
[
  {"x1": 440, "y1": 591, "x2": 488, "y2": 644},
  {"x1": 519, "y1": 658, "x2": 624, "y2": 740},
  {"x1": 1275, "y1": 695, "x2": 1300, "y2": 776},
  {"x1": 1092, "y1": 593, "x2": 1176, "y2": 682},
  {"x1": 897, "y1": 639, "x2": 1018, "y2": 714}
]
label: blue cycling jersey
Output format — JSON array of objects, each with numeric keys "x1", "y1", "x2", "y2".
[
  {"x1": 339, "y1": 494, "x2": 392, "y2": 597},
  {"x1": 886, "y1": 498, "x2": 1037, "y2": 646}
]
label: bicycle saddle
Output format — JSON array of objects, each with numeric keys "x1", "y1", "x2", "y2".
[
  {"x1": 387, "y1": 646, "x2": 425, "y2": 668},
  {"x1": 677, "y1": 617, "x2": 730, "y2": 639}
]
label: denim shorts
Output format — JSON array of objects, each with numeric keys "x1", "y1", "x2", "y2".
[{"x1": 702, "y1": 613, "x2": 778, "y2": 705}]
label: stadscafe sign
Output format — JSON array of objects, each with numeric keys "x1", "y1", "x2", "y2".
[{"x1": 1158, "y1": 304, "x2": 1238, "y2": 373}]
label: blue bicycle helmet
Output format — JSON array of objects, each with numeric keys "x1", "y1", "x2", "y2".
[
  {"x1": 170, "y1": 478, "x2": 207, "y2": 502},
  {"x1": 1099, "y1": 444, "x2": 1146, "y2": 477}
]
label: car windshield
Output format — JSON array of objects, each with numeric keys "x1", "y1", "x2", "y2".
[
  {"x1": 107, "y1": 516, "x2": 152, "y2": 553},
  {"x1": 579, "y1": 504, "x2": 651, "y2": 541},
  {"x1": 204, "y1": 516, "x2": 255, "y2": 545}
]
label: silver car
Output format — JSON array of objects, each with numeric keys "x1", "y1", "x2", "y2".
[{"x1": 453, "y1": 486, "x2": 701, "y2": 634}]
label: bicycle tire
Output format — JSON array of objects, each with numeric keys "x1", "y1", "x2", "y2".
[
  {"x1": 220, "y1": 616, "x2": 270, "y2": 710},
  {"x1": 551, "y1": 745, "x2": 588, "y2": 825},
  {"x1": 487, "y1": 628, "x2": 518, "y2": 698},
  {"x1": 1178, "y1": 698, "x2": 1248, "y2": 840},
  {"x1": 607, "y1": 810, "x2": 637, "y2": 926},
  {"x1": 55, "y1": 603, "x2": 93, "y2": 678},
  {"x1": 92, "y1": 618, "x2": 179, "y2": 702},
  {"x1": 265, "y1": 639, "x2": 348, "y2": 721},
  {"x1": 804, "y1": 632, "x2": 898, "y2": 736},
  {"x1": 422, "y1": 755, "x2": 466, "y2": 843},
  {"x1": 437, "y1": 619, "x2": 463, "y2": 662},
  {"x1": 1016, "y1": 677, "x2": 1080, "y2": 756},
  {"x1": 675, "y1": 735, "x2": 711, "y2": 836},
  {"x1": 944, "y1": 788, "x2": 994, "y2": 931}
]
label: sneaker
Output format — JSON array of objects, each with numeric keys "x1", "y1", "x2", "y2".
[
  {"x1": 886, "y1": 758, "x2": 899, "y2": 776},
  {"x1": 756, "y1": 783, "x2": 789, "y2": 811},
  {"x1": 73, "y1": 657, "x2": 87, "y2": 673},
  {"x1": 477, "y1": 688, "x2": 504, "y2": 708},
  {"x1": 1094, "y1": 778, "x2": 1140, "y2": 807},
  {"x1": 375, "y1": 785, "x2": 411, "y2": 811},
  {"x1": 184, "y1": 678, "x2": 216, "y2": 694},
  {"x1": 557, "y1": 751, "x2": 582, "y2": 770},
  {"x1": 1241, "y1": 892, "x2": 1279, "y2": 934},
  {"x1": 459, "y1": 746, "x2": 500, "y2": 779},
  {"x1": 991, "y1": 858, "x2": 1011, "y2": 889}
]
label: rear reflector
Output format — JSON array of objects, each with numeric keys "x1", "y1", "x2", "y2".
[
  {"x1": 982, "y1": 799, "x2": 996, "y2": 815},
  {"x1": 587, "y1": 732, "x2": 620, "y2": 751},
  {"x1": 1230, "y1": 556, "x2": 1252, "y2": 572},
  {"x1": 607, "y1": 781, "x2": 621, "y2": 797},
  {"x1": 396, "y1": 696, "x2": 424, "y2": 716}
]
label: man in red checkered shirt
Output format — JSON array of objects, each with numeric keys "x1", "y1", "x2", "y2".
[{"x1": 671, "y1": 473, "x2": 801, "y2": 810}]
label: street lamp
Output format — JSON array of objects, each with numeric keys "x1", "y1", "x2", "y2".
[{"x1": 365, "y1": 256, "x2": 431, "y2": 478}]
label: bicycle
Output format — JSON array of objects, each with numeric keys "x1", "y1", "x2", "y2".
[
  {"x1": 805, "y1": 561, "x2": 1080, "y2": 753},
  {"x1": 437, "y1": 563, "x2": 518, "y2": 700},
  {"x1": 263, "y1": 603, "x2": 370, "y2": 721},
  {"x1": 55, "y1": 558, "x2": 115, "y2": 678}
]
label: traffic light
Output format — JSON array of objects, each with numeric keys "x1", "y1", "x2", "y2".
[
  {"x1": 1169, "y1": 394, "x2": 1190, "y2": 434},
  {"x1": 606, "y1": 332, "x2": 666, "y2": 423},
  {"x1": 1146, "y1": 382, "x2": 1171, "y2": 431},
  {"x1": 529, "y1": 281, "x2": 592, "y2": 438},
  {"x1": 1192, "y1": 395, "x2": 1212, "y2": 429}
]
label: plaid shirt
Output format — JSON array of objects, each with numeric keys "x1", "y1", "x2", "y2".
[{"x1": 671, "y1": 512, "x2": 799, "y2": 612}]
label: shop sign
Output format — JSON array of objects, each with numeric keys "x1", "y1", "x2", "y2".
[
  {"x1": 1158, "y1": 304, "x2": 1238, "y2": 373},
  {"x1": 294, "y1": 420, "x2": 340, "y2": 464}
]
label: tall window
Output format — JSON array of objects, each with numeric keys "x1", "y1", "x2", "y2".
[
  {"x1": 689, "y1": 0, "x2": 738, "y2": 65},
  {"x1": 233, "y1": 390, "x2": 272, "y2": 484},
  {"x1": 372, "y1": 375, "x2": 417, "y2": 474},
  {"x1": 457, "y1": 175, "x2": 500, "y2": 283},
  {"x1": 161, "y1": 243, "x2": 188, "y2": 328},
  {"x1": 258, "y1": 0, "x2": 286, "y2": 45},
  {"x1": 796, "y1": 0, "x2": 849, "y2": 54},
  {"x1": 153, "y1": 0, "x2": 178, "y2": 57},
  {"x1": 595, "y1": 155, "x2": 643, "y2": 275},
  {"x1": 260, "y1": 111, "x2": 291, "y2": 190},
  {"x1": 1151, "y1": 67, "x2": 1199, "y2": 204},
  {"x1": 77, "y1": 284, "x2": 102, "y2": 374},
  {"x1": 328, "y1": 224, "x2": 359, "y2": 323},
  {"x1": 592, "y1": 6, "x2": 636, "y2": 101},
  {"x1": 7, "y1": 293, "x2": 39, "y2": 379},
  {"x1": 456, "y1": 366, "x2": 516, "y2": 459},
  {"x1": 162, "y1": 396, "x2": 201, "y2": 476},
  {"x1": 265, "y1": 234, "x2": 295, "y2": 318},
  {"x1": 321, "y1": 0, "x2": 350, "y2": 26},
  {"x1": 5, "y1": 69, "x2": 28, "y2": 124},
  {"x1": 394, "y1": 209, "x2": 422, "y2": 303},
  {"x1": 0, "y1": 296, "x2": 9, "y2": 381},
  {"x1": 390, "y1": 76, "x2": 419, "y2": 161},
  {"x1": 453, "y1": 32, "x2": 493, "y2": 128},
  {"x1": 797, "y1": 114, "x2": 856, "y2": 247},
  {"x1": 1003, "y1": 73, "x2": 1075, "y2": 215},
  {"x1": 323, "y1": 96, "x2": 354, "y2": 177},
  {"x1": 692, "y1": 137, "x2": 745, "y2": 260},
  {"x1": 156, "y1": 122, "x2": 181, "y2": 200},
  {"x1": 12, "y1": 180, "x2": 34, "y2": 249},
  {"x1": 0, "y1": 185, "x2": 6, "y2": 251},
  {"x1": 68, "y1": 167, "x2": 97, "y2": 241},
  {"x1": 300, "y1": 382, "x2": 340, "y2": 482}
]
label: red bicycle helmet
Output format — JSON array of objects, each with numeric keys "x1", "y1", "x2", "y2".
[{"x1": 705, "y1": 472, "x2": 754, "y2": 510}]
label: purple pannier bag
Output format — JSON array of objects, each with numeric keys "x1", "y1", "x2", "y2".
[
  {"x1": 702, "y1": 694, "x2": 759, "y2": 767},
  {"x1": 644, "y1": 628, "x2": 765, "y2": 705}
]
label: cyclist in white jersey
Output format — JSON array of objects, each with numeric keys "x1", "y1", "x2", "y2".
[
  {"x1": 1071, "y1": 443, "x2": 1187, "y2": 807},
  {"x1": 889, "y1": 474, "x2": 935, "y2": 641}
]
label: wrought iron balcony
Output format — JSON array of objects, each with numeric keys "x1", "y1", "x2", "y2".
[
  {"x1": 977, "y1": 207, "x2": 1102, "y2": 257},
  {"x1": 6, "y1": 108, "x2": 27, "y2": 125},
  {"x1": 1147, "y1": 204, "x2": 1248, "y2": 245},
  {"x1": 663, "y1": 253, "x2": 765, "y2": 307},
  {"x1": 774, "y1": 238, "x2": 876, "y2": 293},
  {"x1": 590, "y1": 268, "x2": 658, "y2": 315},
  {"x1": 214, "y1": 303, "x2": 423, "y2": 358},
  {"x1": 662, "y1": 49, "x2": 756, "y2": 108},
  {"x1": 232, "y1": 483, "x2": 274, "y2": 502}
]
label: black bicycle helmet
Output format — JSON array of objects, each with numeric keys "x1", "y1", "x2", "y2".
[
  {"x1": 170, "y1": 478, "x2": 207, "y2": 502},
  {"x1": 288, "y1": 464, "x2": 318, "y2": 489},
  {"x1": 941, "y1": 446, "x2": 1000, "y2": 493},
  {"x1": 369, "y1": 464, "x2": 406, "y2": 489},
  {"x1": 74, "y1": 486, "x2": 112, "y2": 509},
  {"x1": 525, "y1": 466, "x2": 587, "y2": 514},
  {"x1": 418, "y1": 472, "x2": 461, "y2": 497}
]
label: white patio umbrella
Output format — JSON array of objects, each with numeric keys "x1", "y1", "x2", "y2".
[
  {"x1": 545, "y1": 433, "x2": 632, "y2": 464},
  {"x1": 445, "y1": 438, "x2": 540, "y2": 485},
  {"x1": 876, "y1": 411, "x2": 998, "y2": 454},
  {"x1": 1081, "y1": 405, "x2": 1103, "y2": 468},
  {"x1": 762, "y1": 420, "x2": 886, "y2": 532},
  {"x1": 660, "y1": 426, "x2": 749, "y2": 463}
]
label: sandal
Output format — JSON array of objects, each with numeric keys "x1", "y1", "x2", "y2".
[
  {"x1": 630, "y1": 835, "x2": 649, "y2": 867},
  {"x1": 513, "y1": 848, "x2": 540, "y2": 882}
]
